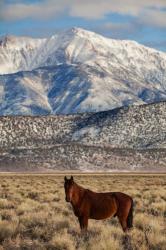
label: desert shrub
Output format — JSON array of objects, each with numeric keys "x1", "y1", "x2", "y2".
[
  {"x1": 48, "y1": 230, "x2": 76, "y2": 250},
  {"x1": 0, "y1": 210, "x2": 16, "y2": 221},
  {"x1": 0, "y1": 221, "x2": 18, "y2": 243},
  {"x1": 0, "y1": 199, "x2": 15, "y2": 209},
  {"x1": 16, "y1": 199, "x2": 41, "y2": 215},
  {"x1": 3, "y1": 236, "x2": 46, "y2": 250},
  {"x1": 27, "y1": 192, "x2": 40, "y2": 200},
  {"x1": 20, "y1": 211, "x2": 48, "y2": 228}
]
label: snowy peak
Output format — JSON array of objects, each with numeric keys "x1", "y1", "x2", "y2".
[
  {"x1": 57, "y1": 27, "x2": 99, "y2": 38},
  {"x1": 0, "y1": 27, "x2": 166, "y2": 115},
  {"x1": 1, "y1": 27, "x2": 166, "y2": 75}
]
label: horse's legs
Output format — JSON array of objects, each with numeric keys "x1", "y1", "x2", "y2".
[
  {"x1": 117, "y1": 200, "x2": 132, "y2": 232},
  {"x1": 118, "y1": 216, "x2": 128, "y2": 232},
  {"x1": 78, "y1": 216, "x2": 88, "y2": 232},
  {"x1": 78, "y1": 217, "x2": 82, "y2": 229}
]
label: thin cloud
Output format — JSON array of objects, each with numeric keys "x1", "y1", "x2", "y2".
[
  {"x1": 0, "y1": 0, "x2": 67, "y2": 21},
  {"x1": 103, "y1": 22, "x2": 135, "y2": 32},
  {"x1": 95, "y1": 21, "x2": 144, "y2": 41},
  {"x1": 0, "y1": 0, "x2": 166, "y2": 28},
  {"x1": 70, "y1": 0, "x2": 166, "y2": 19},
  {"x1": 140, "y1": 9, "x2": 166, "y2": 28}
]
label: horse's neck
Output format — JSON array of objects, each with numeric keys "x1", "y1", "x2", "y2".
[{"x1": 71, "y1": 183, "x2": 85, "y2": 208}]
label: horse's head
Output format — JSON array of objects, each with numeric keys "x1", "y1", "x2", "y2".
[{"x1": 64, "y1": 176, "x2": 74, "y2": 202}]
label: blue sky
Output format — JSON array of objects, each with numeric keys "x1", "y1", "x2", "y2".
[{"x1": 0, "y1": 0, "x2": 166, "y2": 51}]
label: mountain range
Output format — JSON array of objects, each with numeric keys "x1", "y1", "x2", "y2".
[
  {"x1": 0, "y1": 27, "x2": 166, "y2": 115},
  {"x1": 0, "y1": 27, "x2": 165, "y2": 171}
]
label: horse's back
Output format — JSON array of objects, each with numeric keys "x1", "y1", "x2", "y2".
[
  {"x1": 86, "y1": 190, "x2": 132, "y2": 202},
  {"x1": 84, "y1": 190, "x2": 132, "y2": 203},
  {"x1": 112, "y1": 192, "x2": 133, "y2": 203}
]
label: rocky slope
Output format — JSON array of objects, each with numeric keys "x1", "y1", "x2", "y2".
[
  {"x1": 0, "y1": 28, "x2": 166, "y2": 115},
  {"x1": 72, "y1": 101, "x2": 166, "y2": 148},
  {"x1": 0, "y1": 101, "x2": 165, "y2": 172}
]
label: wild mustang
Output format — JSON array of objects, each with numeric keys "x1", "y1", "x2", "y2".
[{"x1": 64, "y1": 176, "x2": 134, "y2": 232}]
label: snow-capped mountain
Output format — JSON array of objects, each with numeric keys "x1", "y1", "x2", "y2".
[{"x1": 0, "y1": 27, "x2": 166, "y2": 115}]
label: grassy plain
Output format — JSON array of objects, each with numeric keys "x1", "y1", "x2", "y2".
[{"x1": 0, "y1": 174, "x2": 165, "y2": 250}]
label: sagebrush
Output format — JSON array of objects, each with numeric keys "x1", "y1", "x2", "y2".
[{"x1": 0, "y1": 174, "x2": 165, "y2": 250}]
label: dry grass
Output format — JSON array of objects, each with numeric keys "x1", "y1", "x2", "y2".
[{"x1": 0, "y1": 174, "x2": 165, "y2": 250}]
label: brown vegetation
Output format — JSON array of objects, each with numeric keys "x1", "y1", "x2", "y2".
[{"x1": 0, "y1": 174, "x2": 165, "y2": 249}]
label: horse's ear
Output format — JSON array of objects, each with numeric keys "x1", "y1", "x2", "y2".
[
  {"x1": 64, "y1": 176, "x2": 67, "y2": 181},
  {"x1": 71, "y1": 176, "x2": 74, "y2": 181}
]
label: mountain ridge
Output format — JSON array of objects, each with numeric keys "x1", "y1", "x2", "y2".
[
  {"x1": 0, "y1": 27, "x2": 166, "y2": 115},
  {"x1": 0, "y1": 101, "x2": 165, "y2": 171},
  {"x1": 1, "y1": 27, "x2": 166, "y2": 75},
  {"x1": 0, "y1": 100, "x2": 165, "y2": 149}
]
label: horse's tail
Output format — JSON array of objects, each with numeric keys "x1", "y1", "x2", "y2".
[{"x1": 127, "y1": 199, "x2": 134, "y2": 229}]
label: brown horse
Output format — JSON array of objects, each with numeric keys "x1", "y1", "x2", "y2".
[{"x1": 64, "y1": 176, "x2": 134, "y2": 232}]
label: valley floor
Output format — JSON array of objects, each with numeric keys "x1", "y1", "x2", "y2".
[{"x1": 0, "y1": 174, "x2": 165, "y2": 249}]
